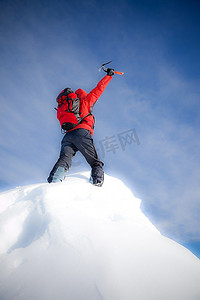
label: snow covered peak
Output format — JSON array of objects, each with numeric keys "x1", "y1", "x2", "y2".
[{"x1": 0, "y1": 172, "x2": 200, "y2": 299}]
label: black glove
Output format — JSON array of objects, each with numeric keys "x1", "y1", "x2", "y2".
[{"x1": 107, "y1": 68, "x2": 115, "y2": 76}]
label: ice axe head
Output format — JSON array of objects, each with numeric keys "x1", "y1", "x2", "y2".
[{"x1": 99, "y1": 61, "x2": 113, "y2": 72}]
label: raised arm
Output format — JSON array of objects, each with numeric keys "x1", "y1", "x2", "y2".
[{"x1": 86, "y1": 75, "x2": 113, "y2": 107}]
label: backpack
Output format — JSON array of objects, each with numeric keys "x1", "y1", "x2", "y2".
[{"x1": 56, "y1": 89, "x2": 92, "y2": 131}]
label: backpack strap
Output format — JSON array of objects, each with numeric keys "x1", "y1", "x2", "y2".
[
  {"x1": 79, "y1": 99, "x2": 95, "y2": 123},
  {"x1": 78, "y1": 112, "x2": 92, "y2": 124},
  {"x1": 78, "y1": 102, "x2": 95, "y2": 128}
]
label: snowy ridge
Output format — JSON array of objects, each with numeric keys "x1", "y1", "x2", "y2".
[{"x1": 0, "y1": 172, "x2": 200, "y2": 300}]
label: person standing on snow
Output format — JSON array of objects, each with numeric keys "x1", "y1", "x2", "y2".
[{"x1": 47, "y1": 68, "x2": 115, "y2": 186}]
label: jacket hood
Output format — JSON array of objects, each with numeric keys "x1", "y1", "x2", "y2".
[{"x1": 75, "y1": 88, "x2": 87, "y2": 98}]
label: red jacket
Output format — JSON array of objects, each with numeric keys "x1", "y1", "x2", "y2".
[{"x1": 71, "y1": 75, "x2": 112, "y2": 135}]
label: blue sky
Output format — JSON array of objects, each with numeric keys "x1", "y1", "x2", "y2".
[{"x1": 0, "y1": 0, "x2": 200, "y2": 257}]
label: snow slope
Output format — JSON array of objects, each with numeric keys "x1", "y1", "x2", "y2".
[{"x1": 0, "y1": 172, "x2": 200, "y2": 300}]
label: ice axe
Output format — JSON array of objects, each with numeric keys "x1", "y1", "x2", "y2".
[{"x1": 99, "y1": 61, "x2": 124, "y2": 75}]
